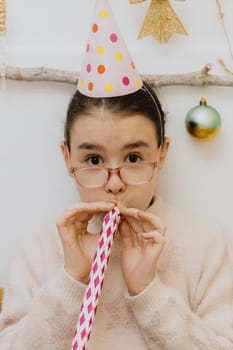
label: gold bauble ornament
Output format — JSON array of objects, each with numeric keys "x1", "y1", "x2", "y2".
[{"x1": 185, "y1": 97, "x2": 222, "y2": 140}]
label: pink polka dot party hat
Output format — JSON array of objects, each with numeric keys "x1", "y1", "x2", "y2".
[{"x1": 77, "y1": 0, "x2": 142, "y2": 97}]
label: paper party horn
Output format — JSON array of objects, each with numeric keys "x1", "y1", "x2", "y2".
[{"x1": 71, "y1": 207, "x2": 121, "y2": 350}]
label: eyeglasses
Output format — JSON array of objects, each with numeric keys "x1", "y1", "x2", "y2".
[{"x1": 70, "y1": 161, "x2": 158, "y2": 188}]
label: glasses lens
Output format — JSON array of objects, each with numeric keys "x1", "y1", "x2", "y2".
[
  {"x1": 121, "y1": 164, "x2": 154, "y2": 185},
  {"x1": 75, "y1": 168, "x2": 108, "y2": 188}
]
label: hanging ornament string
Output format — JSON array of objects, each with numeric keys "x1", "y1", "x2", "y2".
[
  {"x1": 215, "y1": 0, "x2": 233, "y2": 74},
  {"x1": 71, "y1": 208, "x2": 121, "y2": 350},
  {"x1": 199, "y1": 63, "x2": 211, "y2": 97},
  {"x1": 0, "y1": 0, "x2": 7, "y2": 89},
  {"x1": 130, "y1": 0, "x2": 188, "y2": 44}
]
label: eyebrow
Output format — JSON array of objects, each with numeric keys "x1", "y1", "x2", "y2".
[
  {"x1": 77, "y1": 140, "x2": 150, "y2": 151},
  {"x1": 78, "y1": 142, "x2": 105, "y2": 151},
  {"x1": 122, "y1": 141, "x2": 150, "y2": 150}
]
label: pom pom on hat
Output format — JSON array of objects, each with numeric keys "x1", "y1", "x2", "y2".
[{"x1": 77, "y1": 0, "x2": 142, "y2": 97}]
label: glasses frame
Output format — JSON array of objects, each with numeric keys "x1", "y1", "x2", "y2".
[{"x1": 70, "y1": 161, "x2": 158, "y2": 188}]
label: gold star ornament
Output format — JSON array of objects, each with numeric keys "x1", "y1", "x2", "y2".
[
  {"x1": 130, "y1": 0, "x2": 188, "y2": 43},
  {"x1": 0, "y1": 0, "x2": 7, "y2": 35}
]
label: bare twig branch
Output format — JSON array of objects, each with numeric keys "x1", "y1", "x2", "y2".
[
  {"x1": 4, "y1": 64, "x2": 233, "y2": 87},
  {"x1": 5, "y1": 66, "x2": 78, "y2": 84}
]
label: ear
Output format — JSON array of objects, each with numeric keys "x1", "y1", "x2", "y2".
[
  {"x1": 60, "y1": 141, "x2": 73, "y2": 177},
  {"x1": 158, "y1": 137, "x2": 170, "y2": 170}
]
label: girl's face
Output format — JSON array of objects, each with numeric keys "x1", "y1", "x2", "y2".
[{"x1": 62, "y1": 108, "x2": 169, "y2": 210}]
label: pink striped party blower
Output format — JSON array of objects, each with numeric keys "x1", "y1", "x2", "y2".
[{"x1": 71, "y1": 207, "x2": 121, "y2": 350}]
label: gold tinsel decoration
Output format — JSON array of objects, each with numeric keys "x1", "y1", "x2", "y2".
[
  {"x1": 215, "y1": 0, "x2": 233, "y2": 75},
  {"x1": 0, "y1": 287, "x2": 4, "y2": 311},
  {"x1": 130, "y1": 0, "x2": 145, "y2": 3},
  {"x1": 130, "y1": 0, "x2": 188, "y2": 43},
  {"x1": 0, "y1": 0, "x2": 6, "y2": 35}
]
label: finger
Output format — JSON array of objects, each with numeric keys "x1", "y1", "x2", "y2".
[
  {"x1": 137, "y1": 211, "x2": 166, "y2": 234},
  {"x1": 119, "y1": 207, "x2": 145, "y2": 231},
  {"x1": 91, "y1": 201, "x2": 116, "y2": 211},
  {"x1": 57, "y1": 207, "x2": 91, "y2": 228},
  {"x1": 65, "y1": 201, "x2": 116, "y2": 216},
  {"x1": 57, "y1": 201, "x2": 115, "y2": 227},
  {"x1": 141, "y1": 231, "x2": 166, "y2": 245},
  {"x1": 119, "y1": 220, "x2": 135, "y2": 249},
  {"x1": 120, "y1": 207, "x2": 166, "y2": 234}
]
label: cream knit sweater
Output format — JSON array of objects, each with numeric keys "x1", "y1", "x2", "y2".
[{"x1": 0, "y1": 196, "x2": 232, "y2": 349}]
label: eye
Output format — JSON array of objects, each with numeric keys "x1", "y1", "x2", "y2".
[
  {"x1": 126, "y1": 153, "x2": 142, "y2": 164},
  {"x1": 86, "y1": 155, "x2": 103, "y2": 166}
]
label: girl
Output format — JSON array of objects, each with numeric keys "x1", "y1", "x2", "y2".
[
  {"x1": 0, "y1": 0, "x2": 232, "y2": 347},
  {"x1": 0, "y1": 82, "x2": 232, "y2": 349}
]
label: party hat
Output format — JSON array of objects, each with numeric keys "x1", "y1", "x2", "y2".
[{"x1": 77, "y1": 0, "x2": 142, "y2": 97}]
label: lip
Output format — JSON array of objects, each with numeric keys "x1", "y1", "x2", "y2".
[{"x1": 110, "y1": 198, "x2": 125, "y2": 209}]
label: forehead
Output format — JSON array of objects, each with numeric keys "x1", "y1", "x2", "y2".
[{"x1": 70, "y1": 109, "x2": 158, "y2": 147}]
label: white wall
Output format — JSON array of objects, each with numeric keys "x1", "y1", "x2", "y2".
[{"x1": 1, "y1": 0, "x2": 233, "y2": 285}]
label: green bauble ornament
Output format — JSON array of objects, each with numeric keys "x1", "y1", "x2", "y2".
[{"x1": 185, "y1": 97, "x2": 221, "y2": 140}]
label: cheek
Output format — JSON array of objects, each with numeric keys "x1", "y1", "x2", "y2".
[
  {"x1": 132, "y1": 185, "x2": 155, "y2": 209},
  {"x1": 76, "y1": 185, "x2": 102, "y2": 203},
  {"x1": 141, "y1": 175, "x2": 158, "y2": 206},
  {"x1": 70, "y1": 150, "x2": 79, "y2": 164},
  {"x1": 125, "y1": 177, "x2": 157, "y2": 210}
]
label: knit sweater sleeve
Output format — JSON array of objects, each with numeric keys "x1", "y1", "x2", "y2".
[
  {"x1": 126, "y1": 228, "x2": 233, "y2": 350},
  {"x1": 0, "y1": 232, "x2": 86, "y2": 350}
]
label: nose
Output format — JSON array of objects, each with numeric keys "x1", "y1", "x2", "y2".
[{"x1": 104, "y1": 168, "x2": 126, "y2": 194}]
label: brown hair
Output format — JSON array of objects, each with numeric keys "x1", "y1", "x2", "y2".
[{"x1": 64, "y1": 81, "x2": 166, "y2": 149}]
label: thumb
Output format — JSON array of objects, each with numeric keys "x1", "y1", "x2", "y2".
[{"x1": 119, "y1": 219, "x2": 134, "y2": 249}]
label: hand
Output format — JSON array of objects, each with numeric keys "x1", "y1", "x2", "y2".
[
  {"x1": 56, "y1": 201, "x2": 115, "y2": 283},
  {"x1": 119, "y1": 208, "x2": 167, "y2": 296}
]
